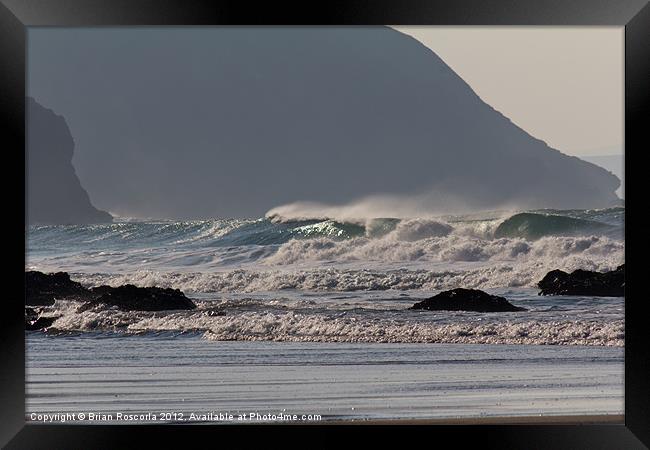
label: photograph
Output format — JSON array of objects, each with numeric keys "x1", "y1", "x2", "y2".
[{"x1": 22, "y1": 25, "x2": 628, "y2": 426}]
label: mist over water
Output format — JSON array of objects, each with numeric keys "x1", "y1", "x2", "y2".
[{"x1": 266, "y1": 194, "x2": 476, "y2": 223}]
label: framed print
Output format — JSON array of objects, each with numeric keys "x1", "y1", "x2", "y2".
[{"x1": 1, "y1": 0, "x2": 648, "y2": 448}]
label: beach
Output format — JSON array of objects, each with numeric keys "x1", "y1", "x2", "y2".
[{"x1": 26, "y1": 333, "x2": 623, "y2": 423}]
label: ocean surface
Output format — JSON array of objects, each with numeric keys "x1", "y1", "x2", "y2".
[{"x1": 26, "y1": 207, "x2": 625, "y2": 421}]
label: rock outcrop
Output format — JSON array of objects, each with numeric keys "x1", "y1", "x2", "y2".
[
  {"x1": 26, "y1": 271, "x2": 197, "y2": 313},
  {"x1": 77, "y1": 285, "x2": 197, "y2": 312},
  {"x1": 26, "y1": 271, "x2": 89, "y2": 306},
  {"x1": 25, "y1": 307, "x2": 59, "y2": 331},
  {"x1": 27, "y1": 97, "x2": 112, "y2": 225},
  {"x1": 410, "y1": 288, "x2": 526, "y2": 312},
  {"x1": 537, "y1": 265, "x2": 624, "y2": 297}
]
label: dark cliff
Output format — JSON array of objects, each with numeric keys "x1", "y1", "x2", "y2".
[
  {"x1": 28, "y1": 28, "x2": 620, "y2": 217},
  {"x1": 27, "y1": 97, "x2": 112, "y2": 224}
]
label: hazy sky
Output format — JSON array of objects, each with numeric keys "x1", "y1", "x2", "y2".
[{"x1": 394, "y1": 27, "x2": 623, "y2": 156}]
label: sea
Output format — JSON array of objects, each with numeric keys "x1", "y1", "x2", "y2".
[{"x1": 25, "y1": 207, "x2": 625, "y2": 422}]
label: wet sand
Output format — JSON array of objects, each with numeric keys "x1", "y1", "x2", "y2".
[{"x1": 27, "y1": 333, "x2": 623, "y2": 424}]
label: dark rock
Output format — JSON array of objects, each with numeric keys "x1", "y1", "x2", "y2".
[
  {"x1": 89, "y1": 285, "x2": 113, "y2": 297},
  {"x1": 537, "y1": 265, "x2": 624, "y2": 296},
  {"x1": 25, "y1": 307, "x2": 59, "y2": 331},
  {"x1": 77, "y1": 284, "x2": 197, "y2": 312},
  {"x1": 204, "y1": 310, "x2": 226, "y2": 317},
  {"x1": 27, "y1": 97, "x2": 112, "y2": 225},
  {"x1": 27, "y1": 270, "x2": 197, "y2": 312},
  {"x1": 25, "y1": 307, "x2": 38, "y2": 325},
  {"x1": 26, "y1": 316, "x2": 58, "y2": 331},
  {"x1": 26, "y1": 271, "x2": 90, "y2": 306},
  {"x1": 410, "y1": 288, "x2": 526, "y2": 312}
]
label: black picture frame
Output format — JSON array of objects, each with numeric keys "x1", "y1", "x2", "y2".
[{"x1": 2, "y1": 1, "x2": 648, "y2": 448}]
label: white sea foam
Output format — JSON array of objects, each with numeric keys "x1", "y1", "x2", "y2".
[
  {"x1": 27, "y1": 210, "x2": 625, "y2": 348},
  {"x1": 41, "y1": 301, "x2": 623, "y2": 346},
  {"x1": 199, "y1": 314, "x2": 624, "y2": 346},
  {"x1": 264, "y1": 233, "x2": 622, "y2": 266},
  {"x1": 69, "y1": 247, "x2": 621, "y2": 294}
]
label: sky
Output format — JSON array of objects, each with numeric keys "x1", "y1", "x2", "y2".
[{"x1": 393, "y1": 26, "x2": 624, "y2": 157}]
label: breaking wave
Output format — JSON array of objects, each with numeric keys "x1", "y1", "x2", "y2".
[
  {"x1": 27, "y1": 208, "x2": 624, "y2": 275},
  {"x1": 68, "y1": 245, "x2": 621, "y2": 294},
  {"x1": 27, "y1": 208, "x2": 625, "y2": 347},
  {"x1": 37, "y1": 300, "x2": 624, "y2": 346}
]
